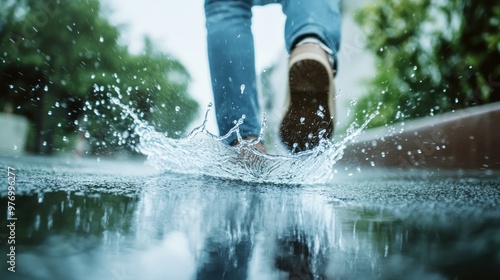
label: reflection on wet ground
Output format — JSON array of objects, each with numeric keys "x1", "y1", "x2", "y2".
[{"x1": 1, "y1": 156, "x2": 499, "y2": 279}]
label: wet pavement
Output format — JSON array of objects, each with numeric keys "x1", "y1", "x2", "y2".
[{"x1": 1, "y1": 155, "x2": 500, "y2": 279}]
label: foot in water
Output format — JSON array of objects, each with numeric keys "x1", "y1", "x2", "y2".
[
  {"x1": 231, "y1": 136, "x2": 266, "y2": 154},
  {"x1": 279, "y1": 42, "x2": 336, "y2": 153}
]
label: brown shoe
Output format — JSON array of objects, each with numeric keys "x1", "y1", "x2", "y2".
[{"x1": 279, "y1": 43, "x2": 336, "y2": 152}]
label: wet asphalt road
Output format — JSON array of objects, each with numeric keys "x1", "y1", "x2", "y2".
[{"x1": 0, "y1": 155, "x2": 499, "y2": 279}]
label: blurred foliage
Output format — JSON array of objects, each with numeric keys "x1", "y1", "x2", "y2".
[
  {"x1": 352, "y1": 0, "x2": 500, "y2": 129},
  {"x1": 0, "y1": 0, "x2": 198, "y2": 155}
]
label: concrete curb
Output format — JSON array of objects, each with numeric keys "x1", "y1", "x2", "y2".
[{"x1": 340, "y1": 102, "x2": 500, "y2": 170}]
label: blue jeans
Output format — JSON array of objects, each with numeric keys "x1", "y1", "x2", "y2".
[{"x1": 205, "y1": 0, "x2": 342, "y2": 144}]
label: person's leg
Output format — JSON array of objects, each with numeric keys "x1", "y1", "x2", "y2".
[
  {"x1": 278, "y1": 0, "x2": 342, "y2": 152},
  {"x1": 281, "y1": 0, "x2": 342, "y2": 69},
  {"x1": 205, "y1": 0, "x2": 261, "y2": 145}
]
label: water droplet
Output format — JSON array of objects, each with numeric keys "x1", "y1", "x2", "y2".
[
  {"x1": 48, "y1": 111, "x2": 52, "y2": 116},
  {"x1": 44, "y1": 85, "x2": 48, "y2": 91},
  {"x1": 240, "y1": 84, "x2": 246, "y2": 94},
  {"x1": 397, "y1": 145, "x2": 402, "y2": 150},
  {"x1": 300, "y1": 117, "x2": 305, "y2": 124},
  {"x1": 13, "y1": 145, "x2": 18, "y2": 150},
  {"x1": 175, "y1": 106, "x2": 180, "y2": 112},
  {"x1": 99, "y1": 36, "x2": 104, "y2": 42},
  {"x1": 42, "y1": 141, "x2": 47, "y2": 146}
]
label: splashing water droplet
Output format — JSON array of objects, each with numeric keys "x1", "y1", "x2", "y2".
[
  {"x1": 108, "y1": 96, "x2": 380, "y2": 184},
  {"x1": 240, "y1": 84, "x2": 245, "y2": 94}
]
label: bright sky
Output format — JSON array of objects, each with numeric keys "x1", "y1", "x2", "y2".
[{"x1": 105, "y1": 0, "x2": 287, "y2": 133}]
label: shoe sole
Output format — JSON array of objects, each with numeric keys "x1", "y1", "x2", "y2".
[{"x1": 279, "y1": 51, "x2": 334, "y2": 153}]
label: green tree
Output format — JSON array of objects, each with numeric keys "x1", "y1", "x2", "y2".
[
  {"x1": 0, "y1": 0, "x2": 198, "y2": 155},
  {"x1": 352, "y1": 0, "x2": 500, "y2": 129}
]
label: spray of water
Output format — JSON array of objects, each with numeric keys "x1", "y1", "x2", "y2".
[{"x1": 110, "y1": 97, "x2": 377, "y2": 185}]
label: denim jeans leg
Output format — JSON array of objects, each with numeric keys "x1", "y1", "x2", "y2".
[
  {"x1": 205, "y1": 0, "x2": 261, "y2": 144},
  {"x1": 281, "y1": 0, "x2": 342, "y2": 71}
]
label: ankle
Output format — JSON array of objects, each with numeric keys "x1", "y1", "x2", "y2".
[{"x1": 294, "y1": 37, "x2": 335, "y2": 69}]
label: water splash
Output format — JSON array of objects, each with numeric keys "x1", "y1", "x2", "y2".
[{"x1": 111, "y1": 97, "x2": 377, "y2": 185}]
